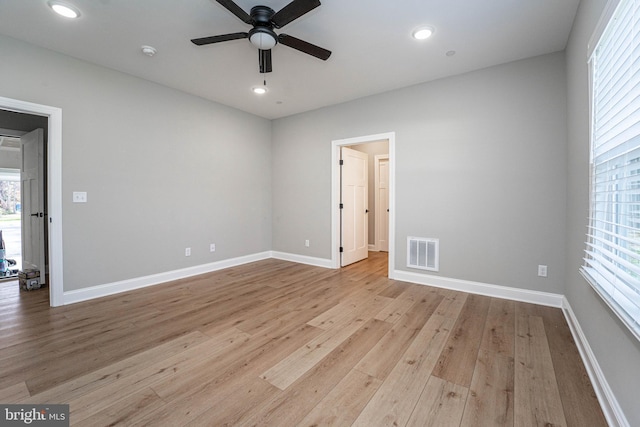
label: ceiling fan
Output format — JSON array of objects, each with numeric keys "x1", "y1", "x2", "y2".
[{"x1": 191, "y1": 0, "x2": 331, "y2": 73}]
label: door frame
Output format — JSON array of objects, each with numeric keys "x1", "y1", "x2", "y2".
[
  {"x1": 0, "y1": 96, "x2": 64, "y2": 307},
  {"x1": 331, "y1": 132, "x2": 395, "y2": 278}
]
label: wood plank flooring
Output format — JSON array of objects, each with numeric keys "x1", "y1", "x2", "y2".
[{"x1": 0, "y1": 252, "x2": 607, "y2": 426}]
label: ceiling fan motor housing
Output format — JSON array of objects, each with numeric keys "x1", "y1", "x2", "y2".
[
  {"x1": 250, "y1": 5, "x2": 275, "y2": 25},
  {"x1": 249, "y1": 6, "x2": 278, "y2": 49}
]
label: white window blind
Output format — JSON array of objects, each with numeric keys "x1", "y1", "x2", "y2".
[{"x1": 582, "y1": 0, "x2": 640, "y2": 341}]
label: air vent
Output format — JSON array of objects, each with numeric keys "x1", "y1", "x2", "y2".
[{"x1": 407, "y1": 237, "x2": 439, "y2": 271}]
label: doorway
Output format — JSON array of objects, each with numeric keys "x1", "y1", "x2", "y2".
[
  {"x1": 331, "y1": 132, "x2": 396, "y2": 278},
  {"x1": 0, "y1": 124, "x2": 47, "y2": 286},
  {"x1": 0, "y1": 96, "x2": 64, "y2": 307},
  {"x1": 0, "y1": 126, "x2": 47, "y2": 284}
]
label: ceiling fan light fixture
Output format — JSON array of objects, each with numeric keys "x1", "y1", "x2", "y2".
[
  {"x1": 48, "y1": 1, "x2": 81, "y2": 18},
  {"x1": 249, "y1": 28, "x2": 277, "y2": 50},
  {"x1": 412, "y1": 26, "x2": 434, "y2": 40}
]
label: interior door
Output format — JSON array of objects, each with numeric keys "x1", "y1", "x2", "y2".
[
  {"x1": 376, "y1": 157, "x2": 389, "y2": 252},
  {"x1": 341, "y1": 146, "x2": 368, "y2": 266},
  {"x1": 21, "y1": 128, "x2": 45, "y2": 284}
]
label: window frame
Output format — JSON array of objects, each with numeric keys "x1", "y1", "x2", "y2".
[{"x1": 582, "y1": 0, "x2": 640, "y2": 342}]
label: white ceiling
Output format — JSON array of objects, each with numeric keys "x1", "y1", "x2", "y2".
[{"x1": 0, "y1": 0, "x2": 580, "y2": 119}]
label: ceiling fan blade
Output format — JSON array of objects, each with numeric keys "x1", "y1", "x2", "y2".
[
  {"x1": 191, "y1": 32, "x2": 248, "y2": 46},
  {"x1": 278, "y1": 34, "x2": 331, "y2": 60},
  {"x1": 259, "y1": 49, "x2": 273, "y2": 73},
  {"x1": 271, "y1": 0, "x2": 321, "y2": 29},
  {"x1": 215, "y1": 0, "x2": 252, "y2": 24}
]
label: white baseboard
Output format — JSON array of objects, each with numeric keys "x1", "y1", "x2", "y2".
[
  {"x1": 64, "y1": 254, "x2": 560, "y2": 307},
  {"x1": 63, "y1": 251, "x2": 272, "y2": 305},
  {"x1": 270, "y1": 251, "x2": 334, "y2": 269},
  {"x1": 392, "y1": 270, "x2": 564, "y2": 307},
  {"x1": 562, "y1": 298, "x2": 630, "y2": 427}
]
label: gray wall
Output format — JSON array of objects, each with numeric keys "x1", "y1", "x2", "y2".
[
  {"x1": 273, "y1": 52, "x2": 568, "y2": 294},
  {"x1": 0, "y1": 35, "x2": 272, "y2": 291},
  {"x1": 566, "y1": 0, "x2": 640, "y2": 424}
]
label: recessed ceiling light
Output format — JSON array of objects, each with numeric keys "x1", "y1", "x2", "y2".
[
  {"x1": 48, "y1": 1, "x2": 81, "y2": 18},
  {"x1": 412, "y1": 26, "x2": 434, "y2": 40},
  {"x1": 252, "y1": 86, "x2": 268, "y2": 95},
  {"x1": 446, "y1": 50, "x2": 456, "y2": 57}
]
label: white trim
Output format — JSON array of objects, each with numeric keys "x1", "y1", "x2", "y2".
[
  {"x1": 331, "y1": 132, "x2": 396, "y2": 278},
  {"x1": 368, "y1": 244, "x2": 378, "y2": 251},
  {"x1": 393, "y1": 269, "x2": 564, "y2": 307},
  {"x1": 562, "y1": 298, "x2": 630, "y2": 427},
  {"x1": 62, "y1": 254, "x2": 563, "y2": 308},
  {"x1": 0, "y1": 96, "x2": 64, "y2": 307},
  {"x1": 63, "y1": 251, "x2": 272, "y2": 305},
  {"x1": 271, "y1": 251, "x2": 333, "y2": 269}
]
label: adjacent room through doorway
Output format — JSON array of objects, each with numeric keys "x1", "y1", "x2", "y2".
[{"x1": 0, "y1": 109, "x2": 49, "y2": 293}]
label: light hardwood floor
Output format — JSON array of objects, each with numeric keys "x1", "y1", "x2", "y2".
[{"x1": 0, "y1": 252, "x2": 607, "y2": 426}]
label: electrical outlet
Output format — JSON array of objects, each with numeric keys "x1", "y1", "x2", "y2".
[
  {"x1": 305, "y1": 239, "x2": 310, "y2": 247},
  {"x1": 538, "y1": 265, "x2": 547, "y2": 277},
  {"x1": 185, "y1": 247, "x2": 191, "y2": 257},
  {"x1": 210, "y1": 243, "x2": 216, "y2": 252},
  {"x1": 72, "y1": 191, "x2": 87, "y2": 203}
]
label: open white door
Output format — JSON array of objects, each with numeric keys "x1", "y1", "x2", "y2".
[
  {"x1": 21, "y1": 128, "x2": 46, "y2": 285},
  {"x1": 375, "y1": 155, "x2": 389, "y2": 252},
  {"x1": 341, "y1": 146, "x2": 368, "y2": 266}
]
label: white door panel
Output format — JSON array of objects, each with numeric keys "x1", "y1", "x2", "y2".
[
  {"x1": 376, "y1": 157, "x2": 389, "y2": 252},
  {"x1": 341, "y1": 147, "x2": 368, "y2": 266},
  {"x1": 21, "y1": 128, "x2": 45, "y2": 284}
]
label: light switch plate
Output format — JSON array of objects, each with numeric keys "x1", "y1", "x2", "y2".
[{"x1": 73, "y1": 192, "x2": 87, "y2": 203}]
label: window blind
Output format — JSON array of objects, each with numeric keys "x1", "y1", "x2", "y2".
[{"x1": 582, "y1": 0, "x2": 640, "y2": 341}]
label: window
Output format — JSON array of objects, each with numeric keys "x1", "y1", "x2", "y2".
[{"x1": 582, "y1": 0, "x2": 640, "y2": 340}]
